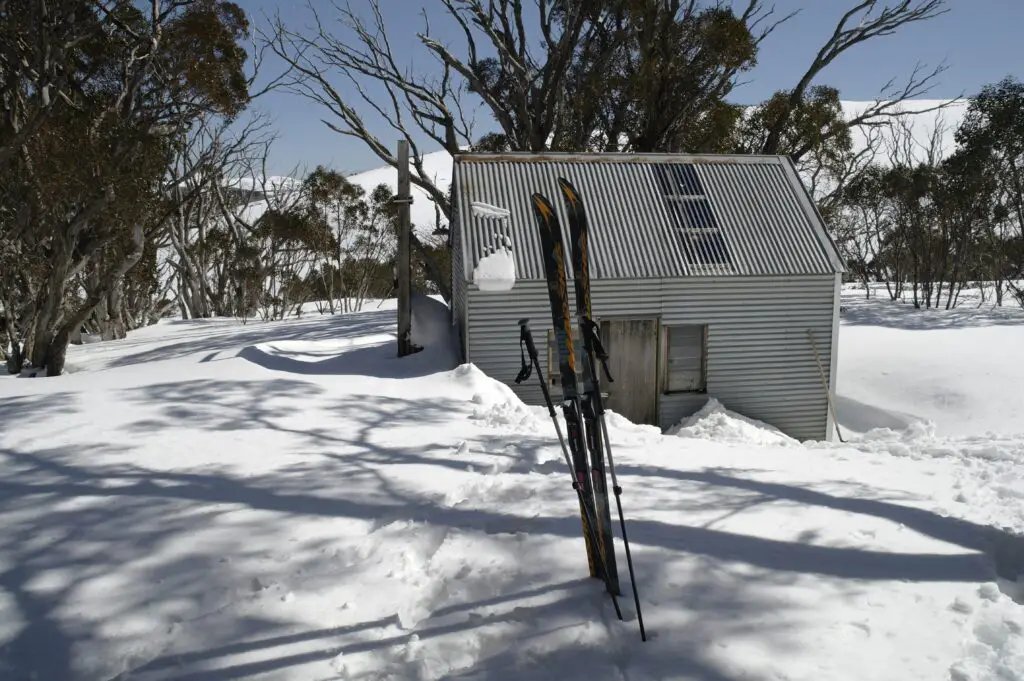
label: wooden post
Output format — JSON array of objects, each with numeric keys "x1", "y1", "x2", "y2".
[{"x1": 396, "y1": 140, "x2": 413, "y2": 357}]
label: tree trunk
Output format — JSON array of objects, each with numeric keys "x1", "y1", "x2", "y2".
[
  {"x1": 33, "y1": 225, "x2": 146, "y2": 376},
  {"x1": 5, "y1": 341, "x2": 23, "y2": 374},
  {"x1": 97, "y1": 284, "x2": 128, "y2": 341}
]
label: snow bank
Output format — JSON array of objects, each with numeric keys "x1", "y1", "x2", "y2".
[
  {"x1": 411, "y1": 292, "x2": 460, "y2": 369},
  {"x1": 666, "y1": 397, "x2": 799, "y2": 446},
  {"x1": 450, "y1": 363, "x2": 541, "y2": 433},
  {"x1": 4, "y1": 292, "x2": 1024, "y2": 681},
  {"x1": 838, "y1": 291, "x2": 1024, "y2": 437},
  {"x1": 949, "y1": 583, "x2": 1024, "y2": 681}
]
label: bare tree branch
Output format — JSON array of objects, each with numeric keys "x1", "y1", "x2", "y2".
[{"x1": 761, "y1": 0, "x2": 950, "y2": 157}]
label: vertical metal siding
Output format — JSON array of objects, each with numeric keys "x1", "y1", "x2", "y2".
[
  {"x1": 825, "y1": 273, "x2": 843, "y2": 441},
  {"x1": 465, "y1": 275, "x2": 839, "y2": 441}
]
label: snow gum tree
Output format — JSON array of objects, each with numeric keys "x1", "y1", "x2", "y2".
[
  {"x1": 952, "y1": 77, "x2": 1024, "y2": 306},
  {"x1": 0, "y1": 0, "x2": 251, "y2": 376}
]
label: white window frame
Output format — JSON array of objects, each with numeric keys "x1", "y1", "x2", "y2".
[{"x1": 661, "y1": 324, "x2": 708, "y2": 394}]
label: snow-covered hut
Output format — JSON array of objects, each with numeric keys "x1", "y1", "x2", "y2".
[{"x1": 447, "y1": 152, "x2": 846, "y2": 441}]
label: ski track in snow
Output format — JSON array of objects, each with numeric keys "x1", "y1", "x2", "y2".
[{"x1": 1, "y1": 291, "x2": 1024, "y2": 680}]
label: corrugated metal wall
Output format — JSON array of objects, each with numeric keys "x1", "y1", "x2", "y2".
[{"x1": 465, "y1": 274, "x2": 839, "y2": 442}]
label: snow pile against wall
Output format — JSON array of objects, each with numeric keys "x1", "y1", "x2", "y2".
[
  {"x1": 666, "y1": 397, "x2": 800, "y2": 446},
  {"x1": 451, "y1": 363, "x2": 542, "y2": 433},
  {"x1": 411, "y1": 293, "x2": 460, "y2": 369}
]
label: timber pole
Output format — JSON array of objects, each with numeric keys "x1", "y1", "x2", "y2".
[{"x1": 396, "y1": 140, "x2": 413, "y2": 357}]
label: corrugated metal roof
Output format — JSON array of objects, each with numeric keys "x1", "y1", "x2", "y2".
[{"x1": 453, "y1": 152, "x2": 845, "y2": 281}]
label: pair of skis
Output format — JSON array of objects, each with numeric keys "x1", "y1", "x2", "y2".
[{"x1": 513, "y1": 177, "x2": 646, "y2": 642}]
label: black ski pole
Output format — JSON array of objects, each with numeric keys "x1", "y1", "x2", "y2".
[
  {"x1": 581, "y1": 318, "x2": 647, "y2": 642},
  {"x1": 515, "y1": 318, "x2": 623, "y2": 621}
]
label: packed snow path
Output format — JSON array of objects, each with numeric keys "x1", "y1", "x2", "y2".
[{"x1": 1, "y1": 292, "x2": 1023, "y2": 680}]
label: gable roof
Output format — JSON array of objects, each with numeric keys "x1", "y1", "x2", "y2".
[{"x1": 452, "y1": 152, "x2": 845, "y2": 282}]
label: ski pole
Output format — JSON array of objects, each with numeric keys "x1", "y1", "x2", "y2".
[
  {"x1": 515, "y1": 318, "x2": 623, "y2": 621},
  {"x1": 581, "y1": 317, "x2": 647, "y2": 642}
]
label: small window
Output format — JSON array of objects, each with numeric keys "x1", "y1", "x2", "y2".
[
  {"x1": 682, "y1": 230, "x2": 730, "y2": 265},
  {"x1": 667, "y1": 197, "x2": 719, "y2": 230},
  {"x1": 650, "y1": 164, "x2": 731, "y2": 267},
  {"x1": 547, "y1": 327, "x2": 583, "y2": 387},
  {"x1": 663, "y1": 324, "x2": 707, "y2": 393},
  {"x1": 652, "y1": 163, "x2": 705, "y2": 197}
]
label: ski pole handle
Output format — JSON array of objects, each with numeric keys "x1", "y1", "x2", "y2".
[{"x1": 518, "y1": 318, "x2": 539, "y2": 361}]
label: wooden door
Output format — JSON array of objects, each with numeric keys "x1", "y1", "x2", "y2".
[{"x1": 599, "y1": 318, "x2": 659, "y2": 426}]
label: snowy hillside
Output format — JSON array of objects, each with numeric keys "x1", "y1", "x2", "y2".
[
  {"x1": 845, "y1": 99, "x2": 969, "y2": 161},
  {"x1": 345, "y1": 151, "x2": 455, "y2": 235},
  {"x1": 1, "y1": 287, "x2": 1023, "y2": 681}
]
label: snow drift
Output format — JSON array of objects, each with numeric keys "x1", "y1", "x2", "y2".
[
  {"x1": 411, "y1": 292, "x2": 460, "y2": 370},
  {"x1": 2, "y1": 287, "x2": 1024, "y2": 681},
  {"x1": 666, "y1": 397, "x2": 799, "y2": 446}
]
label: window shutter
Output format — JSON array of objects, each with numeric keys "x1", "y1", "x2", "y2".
[{"x1": 665, "y1": 324, "x2": 706, "y2": 393}]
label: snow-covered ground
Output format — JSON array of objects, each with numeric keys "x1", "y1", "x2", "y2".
[{"x1": 2, "y1": 289, "x2": 1023, "y2": 681}]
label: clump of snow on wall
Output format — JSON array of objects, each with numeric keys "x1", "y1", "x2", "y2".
[
  {"x1": 472, "y1": 234, "x2": 516, "y2": 292},
  {"x1": 666, "y1": 397, "x2": 799, "y2": 446},
  {"x1": 470, "y1": 201, "x2": 511, "y2": 221}
]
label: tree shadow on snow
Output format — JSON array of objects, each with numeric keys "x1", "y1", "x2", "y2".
[
  {"x1": 119, "y1": 378, "x2": 490, "y2": 476},
  {"x1": 103, "y1": 309, "x2": 397, "y2": 370},
  {"x1": 840, "y1": 295, "x2": 1024, "y2": 330},
  {"x1": 234, "y1": 336, "x2": 455, "y2": 379},
  {"x1": 125, "y1": 571, "x2": 789, "y2": 681},
  {"x1": 7, "y1": 376, "x2": 1024, "y2": 680},
  {"x1": 0, "y1": 391, "x2": 80, "y2": 425},
  {"x1": 0, "y1": 444, "x2": 362, "y2": 681},
  {"x1": 125, "y1": 581, "x2": 652, "y2": 681},
  {"x1": 618, "y1": 463, "x2": 1024, "y2": 583}
]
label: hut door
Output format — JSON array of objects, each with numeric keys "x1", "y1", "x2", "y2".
[{"x1": 599, "y1": 318, "x2": 659, "y2": 426}]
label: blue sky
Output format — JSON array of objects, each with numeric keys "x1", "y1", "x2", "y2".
[{"x1": 234, "y1": 0, "x2": 1024, "y2": 175}]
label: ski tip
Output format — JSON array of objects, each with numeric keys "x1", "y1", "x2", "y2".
[
  {"x1": 556, "y1": 177, "x2": 580, "y2": 206},
  {"x1": 530, "y1": 193, "x2": 555, "y2": 219}
]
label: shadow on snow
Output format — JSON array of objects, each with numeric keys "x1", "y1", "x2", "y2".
[
  {"x1": 103, "y1": 309, "x2": 398, "y2": 370},
  {"x1": 840, "y1": 295, "x2": 1024, "y2": 330},
  {"x1": 1, "y1": 379, "x2": 1022, "y2": 680}
]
